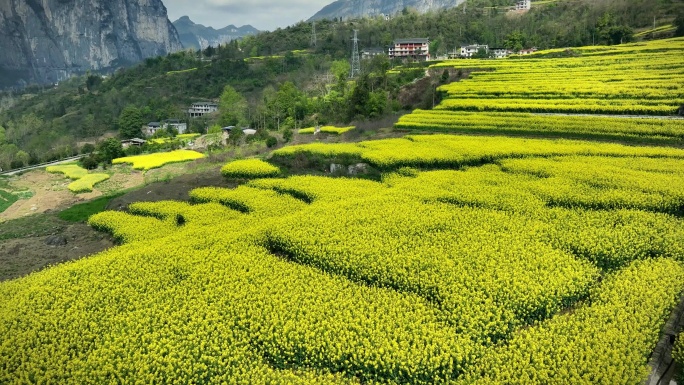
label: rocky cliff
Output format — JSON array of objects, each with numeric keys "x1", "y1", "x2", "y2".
[
  {"x1": 173, "y1": 16, "x2": 259, "y2": 51},
  {"x1": 0, "y1": 0, "x2": 182, "y2": 88},
  {"x1": 309, "y1": 0, "x2": 466, "y2": 21}
]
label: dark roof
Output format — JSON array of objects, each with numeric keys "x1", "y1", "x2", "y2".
[
  {"x1": 148, "y1": 122, "x2": 160, "y2": 127},
  {"x1": 165, "y1": 119, "x2": 181, "y2": 124},
  {"x1": 192, "y1": 102, "x2": 218, "y2": 106},
  {"x1": 362, "y1": 47, "x2": 386, "y2": 53},
  {"x1": 122, "y1": 138, "x2": 147, "y2": 144},
  {"x1": 393, "y1": 38, "x2": 429, "y2": 44},
  {"x1": 222, "y1": 126, "x2": 236, "y2": 130}
]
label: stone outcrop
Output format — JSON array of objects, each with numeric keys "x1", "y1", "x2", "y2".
[{"x1": 0, "y1": 0, "x2": 182, "y2": 88}]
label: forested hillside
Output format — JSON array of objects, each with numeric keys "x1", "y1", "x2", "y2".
[{"x1": 0, "y1": 0, "x2": 682, "y2": 170}]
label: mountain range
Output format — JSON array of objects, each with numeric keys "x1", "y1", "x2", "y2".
[
  {"x1": 309, "y1": 0, "x2": 467, "y2": 21},
  {"x1": 172, "y1": 16, "x2": 259, "y2": 51},
  {"x1": 0, "y1": 0, "x2": 182, "y2": 89}
]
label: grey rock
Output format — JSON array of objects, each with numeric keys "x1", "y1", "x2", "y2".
[
  {"x1": 348, "y1": 163, "x2": 369, "y2": 175},
  {"x1": 0, "y1": 0, "x2": 182, "y2": 88},
  {"x1": 45, "y1": 235, "x2": 68, "y2": 246},
  {"x1": 309, "y1": 0, "x2": 466, "y2": 22},
  {"x1": 330, "y1": 163, "x2": 346, "y2": 174}
]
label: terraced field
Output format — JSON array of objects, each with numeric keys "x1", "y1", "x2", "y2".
[
  {"x1": 2, "y1": 38, "x2": 684, "y2": 384},
  {"x1": 397, "y1": 37, "x2": 684, "y2": 144}
]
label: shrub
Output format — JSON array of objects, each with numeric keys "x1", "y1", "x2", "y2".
[{"x1": 221, "y1": 159, "x2": 281, "y2": 179}]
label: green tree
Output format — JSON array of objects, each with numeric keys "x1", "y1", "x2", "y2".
[
  {"x1": 219, "y1": 85, "x2": 248, "y2": 127},
  {"x1": 504, "y1": 31, "x2": 525, "y2": 52},
  {"x1": 118, "y1": 106, "x2": 144, "y2": 139},
  {"x1": 14, "y1": 150, "x2": 29, "y2": 167},
  {"x1": 347, "y1": 75, "x2": 371, "y2": 121},
  {"x1": 330, "y1": 60, "x2": 351, "y2": 81},
  {"x1": 80, "y1": 143, "x2": 96, "y2": 154},
  {"x1": 208, "y1": 124, "x2": 222, "y2": 134},
  {"x1": 676, "y1": 11, "x2": 684, "y2": 37},
  {"x1": 97, "y1": 138, "x2": 124, "y2": 164},
  {"x1": 228, "y1": 127, "x2": 244, "y2": 146},
  {"x1": 473, "y1": 47, "x2": 490, "y2": 59}
]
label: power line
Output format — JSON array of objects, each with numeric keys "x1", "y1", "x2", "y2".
[{"x1": 350, "y1": 29, "x2": 360, "y2": 78}]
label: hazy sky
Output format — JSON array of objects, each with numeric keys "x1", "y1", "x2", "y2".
[{"x1": 163, "y1": 0, "x2": 333, "y2": 31}]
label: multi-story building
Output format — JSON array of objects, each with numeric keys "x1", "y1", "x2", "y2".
[
  {"x1": 388, "y1": 38, "x2": 430, "y2": 61},
  {"x1": 188, "y1": 102, "x2": 218, "y2": 118},
  {"x1": 515, "y1": 0, "x2": 531, "y2": 11}
]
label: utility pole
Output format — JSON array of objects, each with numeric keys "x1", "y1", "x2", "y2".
[
  {"x1": 350, "y1": 29, "x2": 360, "y2": 78},
  {"x1": 311, "y1": 21, "x2": 317, "y2": 48}
]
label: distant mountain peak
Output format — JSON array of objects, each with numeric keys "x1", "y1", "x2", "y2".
[
  {"x1": 309, "y1": 0, "x2": 467, "y2": 21},
  {"x1": 172, "y1": 16, "x2": 259, "y2": 50}
]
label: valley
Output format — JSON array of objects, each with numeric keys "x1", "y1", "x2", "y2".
[{"x1": 1, "y1": 1, "x2": 684, "y2": 384}]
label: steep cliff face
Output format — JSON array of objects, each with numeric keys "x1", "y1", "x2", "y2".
[
  {"x1": 309, "y1": 0, "x2": 467, "y2": 21},
  {"x1": 0, "y1": 0, "x2": 182, "y2": 88},
  {"x1": 173, "y1": 16, "x2": 259, "y2": 51}
]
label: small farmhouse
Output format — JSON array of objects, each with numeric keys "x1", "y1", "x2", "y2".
[
  {"x1": 389, "y1": 38, "x2": 430, "y2": 61},
  {"x1": 460, "y1": 44, "x2": 489, "y2": 58},
  {"x1": 188, "y1": 102, "x2": 218, "y2": 118},
  {"x1": 518, "y1": 47, "x2": 538, "y2": 55},
  {"x1": 163, "y1": 119, "x2": 187, "y2": 134},
  {"x1": 491, "y1": 48, "x2": 513, "y2": 59},
  {"x1": 121, "y1": 138, "x2": 146, "y2": 149},
  {"x1": 145, "y1": 122, "x2": 162, "y2": 136},
  {"x1": 361, "y1": 48, "x2": 386, "y2": 60}
]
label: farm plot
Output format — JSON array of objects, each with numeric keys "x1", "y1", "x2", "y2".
[
  {"x1": 1, "y1": 134, "x2": 684, "y2": 384},
  {"x1": 397, "y1": 38, "x2": 684, "y2": 141}
]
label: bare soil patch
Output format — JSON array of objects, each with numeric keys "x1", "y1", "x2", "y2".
[
  {"x1": 0, "y1": 221, "x2": 115, "y2": 282},
  {"x1": 0, "y1": 170, "x2": 102, "y2": 221},
  {"x1": 107, "y1": 167, "x2": 228, "y2": 211}
]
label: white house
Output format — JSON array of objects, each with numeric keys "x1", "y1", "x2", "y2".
[
  {"x1": 515, "y1": 0, "x2": 531, "y2": 10},
  {"x1": 188, "y1": 102, "x2": 218, "y2": 118},
  {"x1": 361, "y1": 47, "x2": 386, "y2": 60},
  {"x1": 145, "y1": 122, "x2": 162, "y2": 136},
  {"x1": 460, "y1": 44, "x2": 489, "y2": 58},
  {"x1": 491, "y1": 48, "x2": 512, "y2": 59}
]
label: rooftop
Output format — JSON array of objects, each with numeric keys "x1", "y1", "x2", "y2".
[
  {"x1": 393, "y1": 38, "x2": 429, "y2": 44},
  {"x1": 192, "y1": 102, "x2": 218, "y2": 106}
]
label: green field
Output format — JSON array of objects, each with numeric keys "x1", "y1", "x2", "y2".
[{"x1": 2, "y1": 38, "x2": 684, "y2": 384}]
